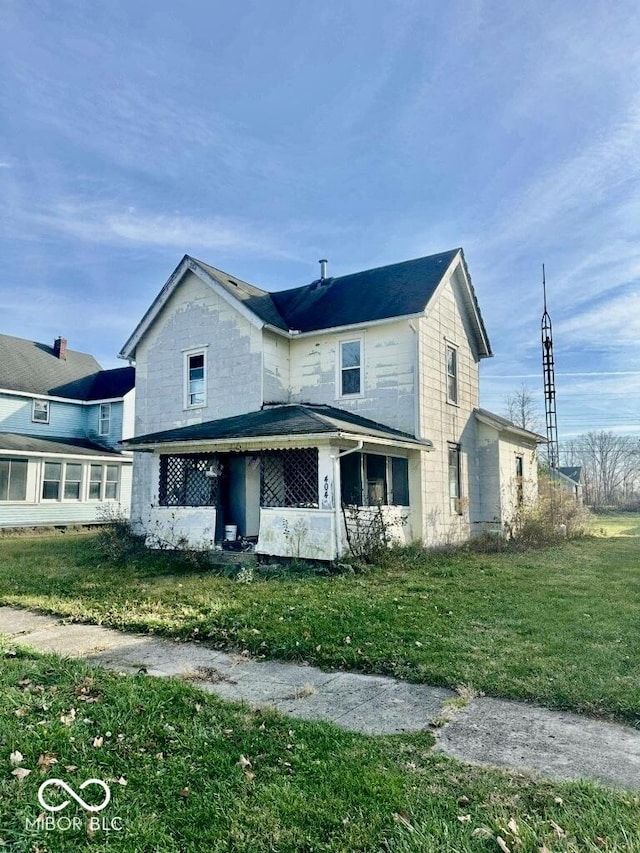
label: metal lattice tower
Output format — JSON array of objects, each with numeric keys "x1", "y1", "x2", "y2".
[{"x1": 541, "y1": 265, "x2": 559, "y2": 470}]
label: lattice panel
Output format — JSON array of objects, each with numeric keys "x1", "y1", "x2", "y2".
[
  {"x1": 159, "y1": 455, "x2": 221, "y2": 507},
  {"x1": 260, "y1": 449, "x2": 318, "y2": 508}
]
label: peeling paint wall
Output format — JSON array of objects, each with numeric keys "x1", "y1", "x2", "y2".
[
  {"x1": 256, "y1": 508, "x2": 337, "y2": 561},
  {"x1": 146, "y1": 505, "x2": 217, "y2": 550},
  {"x1": 262, "y1": 330, "x2": 290, "y2": 403},
  {"x1": 418, "y1": 267, "x2": 481, "y2": 545},
  {"x1": 134, "y1": 271, "x2": 263, "y2": 437},
  {"x1": 288, "y1": 320, "x2": 416, "y2": 434}
]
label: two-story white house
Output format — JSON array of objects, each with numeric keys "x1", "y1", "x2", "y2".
[
  {"x1": 121, "y1": 249, "x2": 543, "y2": 559},
  {"x1": 0, "y1": 333, "x2": 135, "y2": 527}
]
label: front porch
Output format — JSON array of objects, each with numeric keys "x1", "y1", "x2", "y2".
[{"x1": 124, "y1": 403, "x2": 431, "y2": 561}]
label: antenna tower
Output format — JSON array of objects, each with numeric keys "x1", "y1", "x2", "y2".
[{"x1": 541, "y1": 264, "x2": 559, "y2": 470}]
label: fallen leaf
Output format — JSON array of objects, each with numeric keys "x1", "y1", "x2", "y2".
[
  {"x1": 37, "y1": 753, "x2": 58, "y2": 770},
  {"x1": 496, "y1": 837, "x2": 511, "y2": 853},
  {"x1": 178, "y1": 787, "x2": 190, "y2": 798},
  {"x1": 507, "y1": 818, "x2": 520, "y2": 838},
  {"x1": 59, "y1": 708, "x2": 76, "y2": 726},
  {"x1": 64, "y1": 765, "x2": 78, "y2": 772},
  {"x1": 86, "y1": 817, "x2": 95, "y2": 839},
  {"x1": 538, "y1": 846, "x2": 552, "y2": 853},
  {"x1": 14, "y1": 707, "x2": 28, "y2": 717},
  {"x1": 392, "y1": 811, "x2": 414, "y2": 831},
  {"x1": 243, "y1": 770, "x2": 255, "y2": 781},
  {"x1": 458, "y1": 795, "x2": 470, "y2": 805},
  {"x1": 554, "y1": 796, "x2": 563, "y2": 805},
  {"x1": 472, "y1": 827, "x2": 493, "y2": 839},
  {"x1": 9, "y1": 750, "x2": 24, "y2": 766},
  {"x1": 237, "y1": 755, "x2": 252, "y2": 770},
  {"x1": 550, "y1": 820, "x2": 566, "y2": 838},
  {"x1": 92, "y1": 736, "x2": 104, "y2": 748},
  {"x1": 117, "y1": 776, "x2": 127, "y2": 786},
  {"x1": 11, "y1": 767, "x2": 31, "y2": 781},
  {"x1": 4, "y1": 648, "x2": 17, "y2": 657},
  {"x1": 457, "y1": 814, "x2": 471, "y2": 823},
  {"x1": 415, "y1": 641, "x2": 423, "y2": 647},
  {"x1": 343, "y1": 636, "x2": 351, "y2": 644}
]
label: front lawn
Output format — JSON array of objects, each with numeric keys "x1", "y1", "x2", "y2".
[
  {"x1": 1, "y1": 649, "x2": 639, "y2": 852},
  {"x1": 0, "y1": 518, "x2": 638, "y2": 723}
]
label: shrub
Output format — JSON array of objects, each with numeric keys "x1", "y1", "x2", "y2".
[{"x1": 507, "y1": 476, "x2": 592, "y2": 547}]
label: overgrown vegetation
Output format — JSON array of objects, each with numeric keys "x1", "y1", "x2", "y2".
[
  {"x1": 0, "y1": 516, "x2": 638, "y2": 723},
  {"x1": 1, "y1": 649, "x2": 639, "y2": 852},
  {"x1": 505, "y1": 476, "x2": 592, "y2": 547}
]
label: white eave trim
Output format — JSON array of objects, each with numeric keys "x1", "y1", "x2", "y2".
[
  {"x1": 0, "y1": 448, "x2": 133, "y2": 462},
  {"x1": 119, "y1": 256, "x2": 271, "y2": 360},
  {"x1": 475, "y1": 411, "x2": 546, "y2": 443},
  {"x1": 287, "y1": 312, "x2": 425, "y2": 339},
  {"x1": 123, "y1": 430, "x2": 432, "y2": 454},
  {"x1": 0, "y1": 388, "x2": 128, "y2": 406}
]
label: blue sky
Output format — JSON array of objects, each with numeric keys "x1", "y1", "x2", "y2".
[{"x1": 1, "y1": 0, "x2": 639, "y2": 439}]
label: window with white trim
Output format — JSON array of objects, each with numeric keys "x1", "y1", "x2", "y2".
[
  {"x1": 0, "y1": 457, "x2": 28, "y2": 502},
  {"x1": 515, "y1": 454, "x2": 524, "y2": 507},
  {"x1": 446, "y1": 344, "x2": 458, "y2": 404},
  {"x1": 105, "y1": 465, "x2": 119, "y2": 500},
  {"x1": 185, "y1": 351, "x2": 206, "y2": 408},
  {"x1": 42, "y1": 462, "x2": 62, "y2": 500},
  {"x1": 99, "y1": 403, "x2": 111, "y2": 436},
  {"x1": 63, "y1": 463, "x2": 82, "y2": 500},
  {"x1": 89, "y1": 464, "x2": 103, "y2": 499},
  {"x1": 448, "y1": 443, "x2": 462, "y2": 513},
  {"x1": 32, "y1": 399, "x2": 50, "y2": 424},
  {"x1": 339, "y1": 339, "x2": 362, "y2": 396}
]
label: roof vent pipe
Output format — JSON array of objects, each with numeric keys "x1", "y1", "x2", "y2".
[{"x1": 319, "y1": 259, "x2": 328, "y2": 280}]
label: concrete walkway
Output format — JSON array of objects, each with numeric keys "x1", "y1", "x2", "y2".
[{"x1": 1, "y1": 606, "x2": 639, "y2": 791}]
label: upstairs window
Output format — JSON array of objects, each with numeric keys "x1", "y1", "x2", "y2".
[
  {"x1": 99, "y1": 403, "x2": 111, "y2": 436},
  {"x1": 185, "y1": 351, "x2": 206, "y2": 408},
  {"x1": 446, "y1": 344, "x2": 458, "y2": 404},
  {"x1": 0, "y1": 457, "x2": 28, "y2": 502},
  {"x1": 32, "y1": 399, "x2": 50, "y2": 424},
  {"x1": 340, "y1": 340, "x2": 362, "y2": 396}
]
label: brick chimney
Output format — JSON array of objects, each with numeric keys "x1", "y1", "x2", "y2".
[{"x1": 53, "y1": 336, "x2": 67, "y2": 360}]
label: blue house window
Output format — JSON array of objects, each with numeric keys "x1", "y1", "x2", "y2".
[
  {"x1": 32, "y1": 399, "x2": 50, "y2": 424},
  {"x1": 99, "y1": 403, "x2": 111, "y2": 436},
  {"x1": 0, "y1": 457, "x2": 28, "y2": 501}
]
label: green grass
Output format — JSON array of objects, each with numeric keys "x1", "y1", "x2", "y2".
[
  {"x1": 0, "y1": 516, "x2": 638, "y2": 724},
  {"x1": 1, "y1": 649, "x2": 639, "y2": 852}
]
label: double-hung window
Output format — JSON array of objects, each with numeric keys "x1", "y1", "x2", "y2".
[
  {"x1": 0, "y1": 458, "x2": 28, "y2": 501},
  {"x1": 32, "y1": 399, "x2": 50, "y2": 423},
  {"x1": 185, "y1": 350, "x2": 206, "y2": 408},
  {"x1": 515, "y1": 455, "x2": 524, "y2": 507},
  {"x1": 446, "y1": 344, "x2": 458, "y2": 404},
  {"x1": 88, "y1": 464, "x2": 120, "y2": 500},
  {"x1": 99, "y1": 403, "x2": 111, "y2": 436},
  {"x1": 339, "y1": 340, "x2": 362, "y2": 397},
  {"x1": 42, "y1": 462, "x2": 62, "y2": 500},
  {"x1": 448, "y1": 443, "x2": 462, "y2": 514},
  {"x1": 64, "y1": 463, "x2": 83, "y2": 500}
]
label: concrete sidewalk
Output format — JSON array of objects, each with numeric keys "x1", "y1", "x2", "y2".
[{"x1": 1, "y1": 606, "x2": 639, "y2": 791}]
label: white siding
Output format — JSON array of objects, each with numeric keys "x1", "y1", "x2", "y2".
[
  {"x1": 134, "y1": 271, "x2": 264, "y2": 437},
  {"x1": 417, "y1": 267, "x2": 481, "y2": 545},
  {"x1": 262, "y1": 331, "x2": 290, "y2": 403},
  {"x1": 289, "y1": 320, "x2": 416, "y2": 434}
]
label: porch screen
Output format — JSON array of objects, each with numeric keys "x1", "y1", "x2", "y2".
[
  {"x1": 159, "y1": 454, "x2": 221, "y2": 506},
  {"x1": 260, "y1": 449, "x2": 318, "y2": 508}
]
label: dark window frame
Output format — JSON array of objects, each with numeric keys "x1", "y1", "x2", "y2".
[{"x1": 340, "y1": 452, "x2": 409, "y2": 507}]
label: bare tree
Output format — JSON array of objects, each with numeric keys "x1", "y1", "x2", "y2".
[
  {"x1": 504, "y1": 385, "x2": 543, "y2": 433},
  {"x1": 560, "y1": 431, "x2": 640, "y2": 508}
]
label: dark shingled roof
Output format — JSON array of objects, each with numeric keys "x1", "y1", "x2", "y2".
[
  {"x1": 558, "y1": 466, "x2": 582, "y2": 484},
  {"x1": 0, "y1": 334, "x2": 134, "y2": 401},
  {"x1": 0, "y1": 433, "x2": 125, "y2": 457},
  {"x1": 193, "y1": 250, "x2": 461, "y2": 333},
  {"x1": 194, "y1": 259, "x2": 288, "y2": 331},
  {"x1": 124, "y1": 404, "x2": 431, "y2": 448},
  {"x1": 270, "y1": 249, "x2": 461, "y2": 332},
  {"x1": 86, "y1": 367, "x2": 135, "y2": 400}
]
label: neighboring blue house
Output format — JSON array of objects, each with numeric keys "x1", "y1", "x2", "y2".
[{"x1": 0, "y1": 333, "x2": 134, "y2": 527}]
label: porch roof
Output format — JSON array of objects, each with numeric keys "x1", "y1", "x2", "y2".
[
  {"x1": 0, "y1": 432, "x2": 128, "y2": 458},
  {"x1": 122, "y1": 404, "x2": 433, "y2": 452}
]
